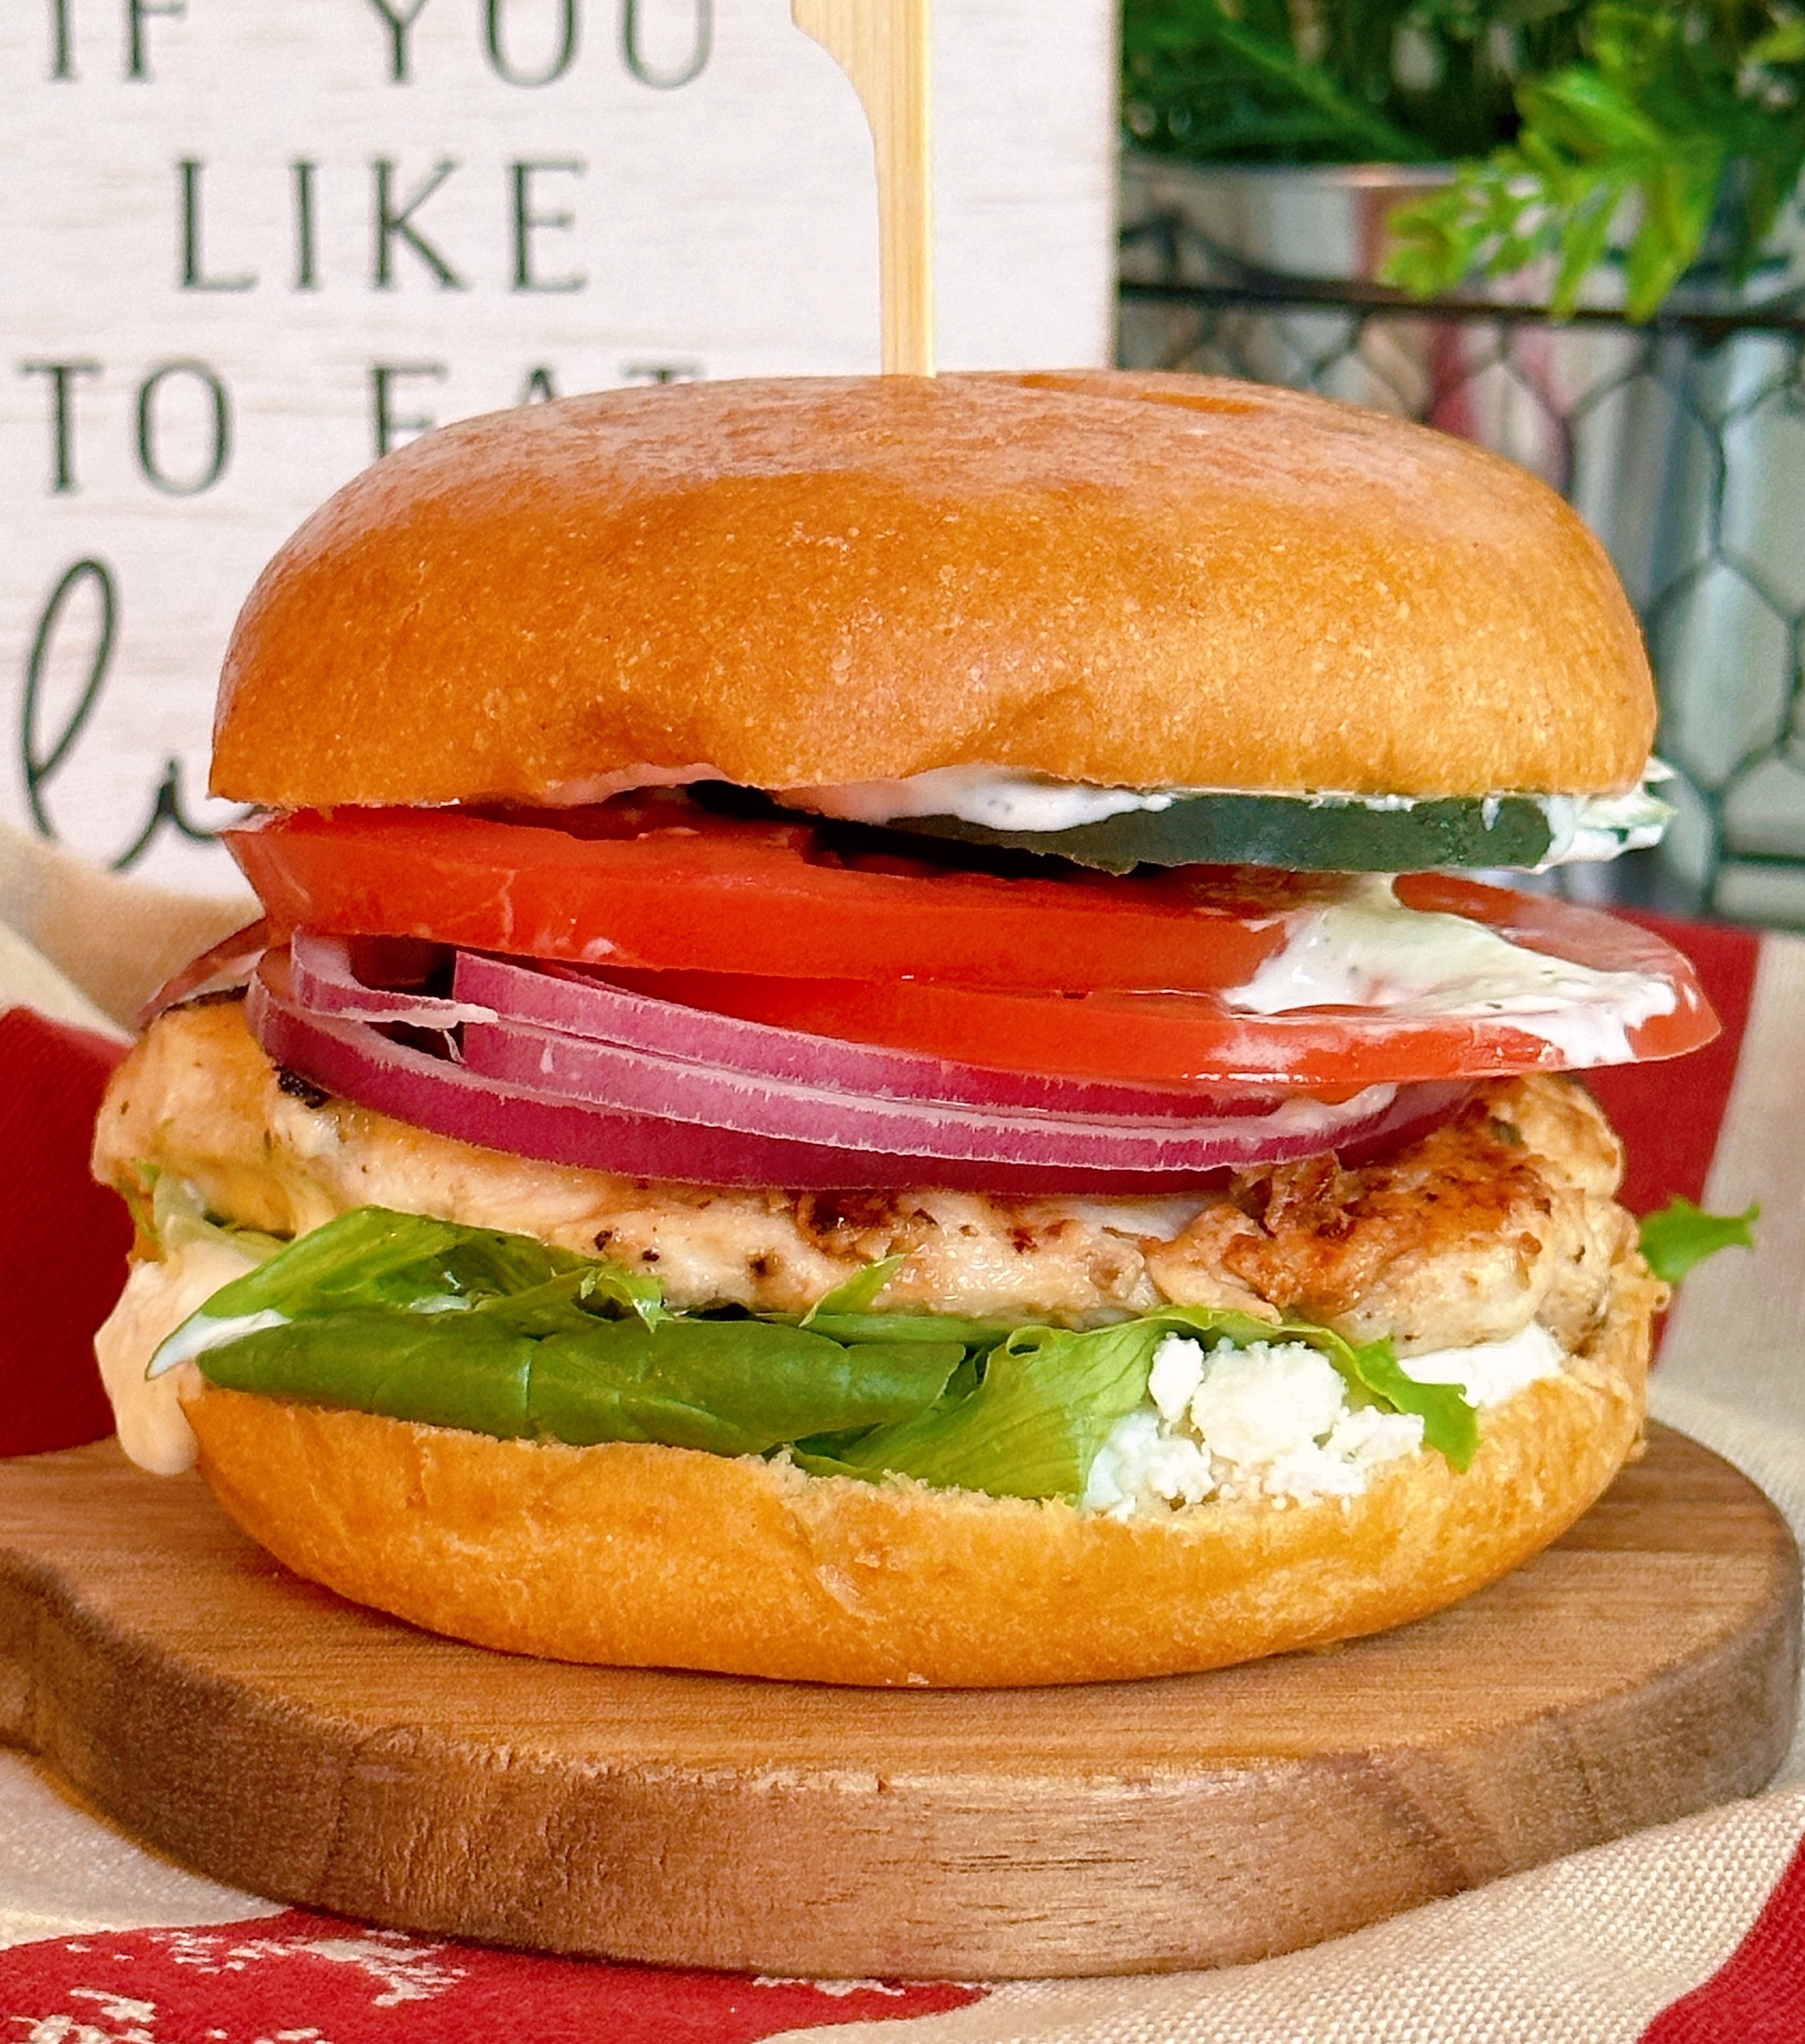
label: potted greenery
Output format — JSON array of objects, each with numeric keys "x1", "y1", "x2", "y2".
[
  {"x1": 1118, "y1": 2, "x2": 1805, "y2": 925},
  {"x1": 1122, "y1": 1, "x2": 1805, "y2": 315}
]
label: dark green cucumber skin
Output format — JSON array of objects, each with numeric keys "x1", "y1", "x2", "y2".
[{"x1": 886, "y1": 792, "x2": 1556, "y2": 872}]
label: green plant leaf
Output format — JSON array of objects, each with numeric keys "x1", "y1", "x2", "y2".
[
  {"x1": 1638, "y1": 1197, "x2": 1761, "y2": 1284},
  {"x1": 149, "y1": 1172, "x2": 287, "y2": 1268},
  {"x1": 178, "y1": 1206, "x2": 588, "y2": 1329},
  {"x1": 1378, "y1": 1, "x2": 1804, "y2": 317},
  {"x1": 580, "y1": 1262, "x2": 668, "y2": 1326},
  {"x1": 1749, "y1": 21, "x2": 1805, "y2": 64},
  {"x1": 1121, "y1": 0, "x2": 1536, "y2": 165},
  {"x1": 805, "y1": 1255, "x2": 907, "y2": 1320},
  {"x1": 1344, "y1": 1338, "x2": 1480, "y2": 1469}
]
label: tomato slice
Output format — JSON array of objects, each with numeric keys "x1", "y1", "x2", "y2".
[
  {"x1": 229, "y1": 801, "x2": 1717, "y2": 1089},
  {"x1": 228, "y1": 800, "x2": 1305, "y2": 994},
  {"x1": 594, "y1": 875, "x2": 1717, "y2": 1088}
]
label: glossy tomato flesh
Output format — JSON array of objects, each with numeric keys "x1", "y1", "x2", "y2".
[{"x1": 229, "y1": 799, "x2": 1303, "y2": 996}]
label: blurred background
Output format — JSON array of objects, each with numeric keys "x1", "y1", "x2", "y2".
[
  {"x1": 5, "y1": 0, "x2": 1804, "y2": 925},
  {"x1": 1119, "y1": 1, "x2": 1805, "y2": 926}
]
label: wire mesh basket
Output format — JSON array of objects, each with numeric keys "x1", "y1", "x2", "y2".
[{"x1": 1119, "y1": 159, "x2": 1805, "y2": 927}]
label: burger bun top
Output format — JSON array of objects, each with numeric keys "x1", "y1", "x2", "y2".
[{"x1": 212, "y1": 372, "x2": 1655, "y2": 808}]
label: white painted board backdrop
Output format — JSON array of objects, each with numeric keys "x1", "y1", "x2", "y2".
[{"x1": 1, "y1": 0, "x2": 1116, "y2": 888}]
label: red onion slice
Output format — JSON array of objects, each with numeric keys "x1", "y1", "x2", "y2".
[
  {"x1": 448, "y1": 947, "x2": 1263, "y2": 1120},
  {"x1": 137, "y1": 918, "x2": 269, "y2": 1029},
  {"x1": 459, "y1": 1009, "x2": 1414, "y2": 1170},
  {"x1": 290, "y1": 929, "x2": 496, "y2": 1030},
  {"x1": 251, "y1": 952, "x2": 1467, "y2": 1192}
]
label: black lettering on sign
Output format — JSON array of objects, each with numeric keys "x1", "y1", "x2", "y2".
[
  {"x1": 126, "y1": 0, "x2": 184, "y2": 80},
  {"x1": 511, "y1": 160, "x2": 585, "y2": 291},
  {"x1": 622, "y1": 360, "x2": 703, "y2": 383},
  {"x1": 293, "y1": 161, "x2": 320, "y2": 290},
  {"x1": 486, "y1": 0, "x2": 579, "y2": 86},
  {"x1": 364, "y1": 0, "x2": 432, "y2": 82},
  {"x1": 136, "y1": 360, "x2": 232, "y2": 496},
  {"x1": 50, "y1": 0, "x2": 76, "y2": 78},
  {"x1": 105, "y1": 760, "x2": 225, "y2": 869},
  {"x1": 19, "y1": 360, "x2": 101, "y2": 494},
  {"x1": 371, "y1": 360, "x2": 446, "y2": 456},
  {"x1": 178, "y1": 161, "x2": 258, "y2": 292},
  {"x1": 373, "y1": 160, "x2": 468, "y2": 289},
  {"x1": 21, "y1": 559, "x2": 222, "y2": 872},
  {"x1": 23, "y1": 561, "x2": 114, "y2": 839},
  {"x1": 519, "y1": 366, "x2": 559, "y2": 403},
  {"x1": 621, "y1": 0, "x2": 710, "y2": 88}
]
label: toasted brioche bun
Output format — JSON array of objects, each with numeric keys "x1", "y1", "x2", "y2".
[
  {"x1": 179, "y1": 1262, "x2": 1656, "y2": 1687},
  {"x1": 212, "y1": 373, "x2": 1653, "y2": 810}
]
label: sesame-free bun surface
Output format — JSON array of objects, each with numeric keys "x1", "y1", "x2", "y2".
[
  {"x1": 212, "y1": 374, "x2": 1654, "y2": 809},
  {"x1": 180, "y1": 1266, "x2": 1656, "y2": 1687}
]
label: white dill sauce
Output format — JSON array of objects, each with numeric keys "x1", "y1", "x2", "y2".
[{"x1": 1225, "y1": 876, "x2": 1676, "y2": 1068}]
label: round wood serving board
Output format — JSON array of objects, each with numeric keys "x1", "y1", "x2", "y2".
[{"x1": 0, "y1": 1424, "x2": 1795, "y2": 1980}]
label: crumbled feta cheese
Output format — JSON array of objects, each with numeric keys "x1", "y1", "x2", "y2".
[
  {"x1": 1256, "y1": 1404, "x2": 1426, "y2": 1508},
  {"x1": 1083, "y1": 1408, "x2": 1164, "y2": 1517},
  {"x1": 1147, "y1": 1335, "x2": 1207, "y2": 1422},
  {"x1": 1187, "y1": 1344, "x2": 1349, "y2": 1467},
  {"x1": 1083, "y1": 1410, "x2": 1215, "y2": 1518},
  {"x1": 1081, "y1": 1322, "x2": 1565, "y2": 1521}
]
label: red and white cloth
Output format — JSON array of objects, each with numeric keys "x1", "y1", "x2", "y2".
[{"x1": 1, "y1": 830, "x2": 1800, "y2": 2043}]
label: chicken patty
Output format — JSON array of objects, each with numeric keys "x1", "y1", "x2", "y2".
[{"x1": 95, "y1": 998, "x2": 1646, "y2": 1355}]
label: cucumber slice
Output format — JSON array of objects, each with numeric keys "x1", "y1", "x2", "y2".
[{"x1": 884, "y1": 792, "x2": 1556, "y2": 873}]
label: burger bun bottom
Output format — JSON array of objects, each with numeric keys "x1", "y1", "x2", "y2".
[{"x1": 181, "y1": 1274, "x2": 1656, "y2": 1687}]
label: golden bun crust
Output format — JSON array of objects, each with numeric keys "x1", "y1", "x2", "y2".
[
  {"x1": 180, "y1": 1269, "x2": 1656, "y2": 1687},
  {"x1": 212, "y1": 373, "x2": 1654, "y2": 808}
]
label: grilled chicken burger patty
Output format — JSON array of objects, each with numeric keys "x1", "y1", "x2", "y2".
[{"x1": 101, "y1": 1000, "x2": 1638, "y2": 1355}]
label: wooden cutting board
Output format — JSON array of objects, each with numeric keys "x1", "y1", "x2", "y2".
[{"x1": 0, "y1": 1424, "x2": 1795, "y2": 1980}]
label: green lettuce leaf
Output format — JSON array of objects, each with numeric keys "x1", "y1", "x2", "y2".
[
  {"x1": 807, "y1": 1315, "x2": 1163, "y2": 1500},
  {"x1": 1343, "y1": 1337, "x2": 1478, "y2": 1471},
  {"x1": 181, "y1": 1206, "x2": 587, "y2": 1329},
  {"x1": 1638, "y1": 1197, "x2": 1760, "y2": 1285},
  {"x1": 804, "y1": 1255, "x2": 906, "y2": 1319},
  {"x1": 812, "y1": 1304, "x2": 1478, "y2": 1498},
  {"x1": 200, "y1": 1306, "x2": 964, "y2": 1456},
  {"x1": 799, "y1": 1310, "x2": 1022, "y2": 1347},
  {"x1": 527, "y1": 1320, "x2": 964, "y2": 1452},
  {"x1": 149, "y1": 1172, "x2": 287, "y2": 1269},
  {"x1": 176, "y1": 1209, "x2": 963, "y2": 1455},
  {"x1": 200, "y1": 1308, "x2": 540, "y2": 1438},
  {"x1": 165, "y1": 1215, "x2": 1477, "y2": 1499}
]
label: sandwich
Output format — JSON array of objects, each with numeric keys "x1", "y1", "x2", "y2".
[{"x1": 89, "y1": 371, "x2": 1713, "y2": 1686}]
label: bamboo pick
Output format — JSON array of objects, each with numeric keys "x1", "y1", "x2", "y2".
[{"x1": 791, "y1": 0, "x2": 934, "y2": 375}]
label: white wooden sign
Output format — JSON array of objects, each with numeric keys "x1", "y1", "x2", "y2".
[{"x1": 1, "y1": 0, "x2": 1116, "y2": 886}]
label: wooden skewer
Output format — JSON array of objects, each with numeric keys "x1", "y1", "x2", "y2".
[{"x1": 792, "y1": 0, "x2": 935, "y2": 376}]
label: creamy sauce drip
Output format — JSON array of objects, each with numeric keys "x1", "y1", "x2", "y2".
[
  {"x1": 149, "y1": 1306, "x2": 288, "y2": 1376},
  {"x1": 95, "y1": 1235, "x2": 265, "y2": 1475},
  {"x1": 785, "y1": 767, "x2": 1170, "y2": 832},
  {"x1": 1224, "y1": 877, "x2": 1676, "y2": 1067},
  {"x1": 1396, "y1": 1320, "x2": 1566, "y2": 1408}
]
